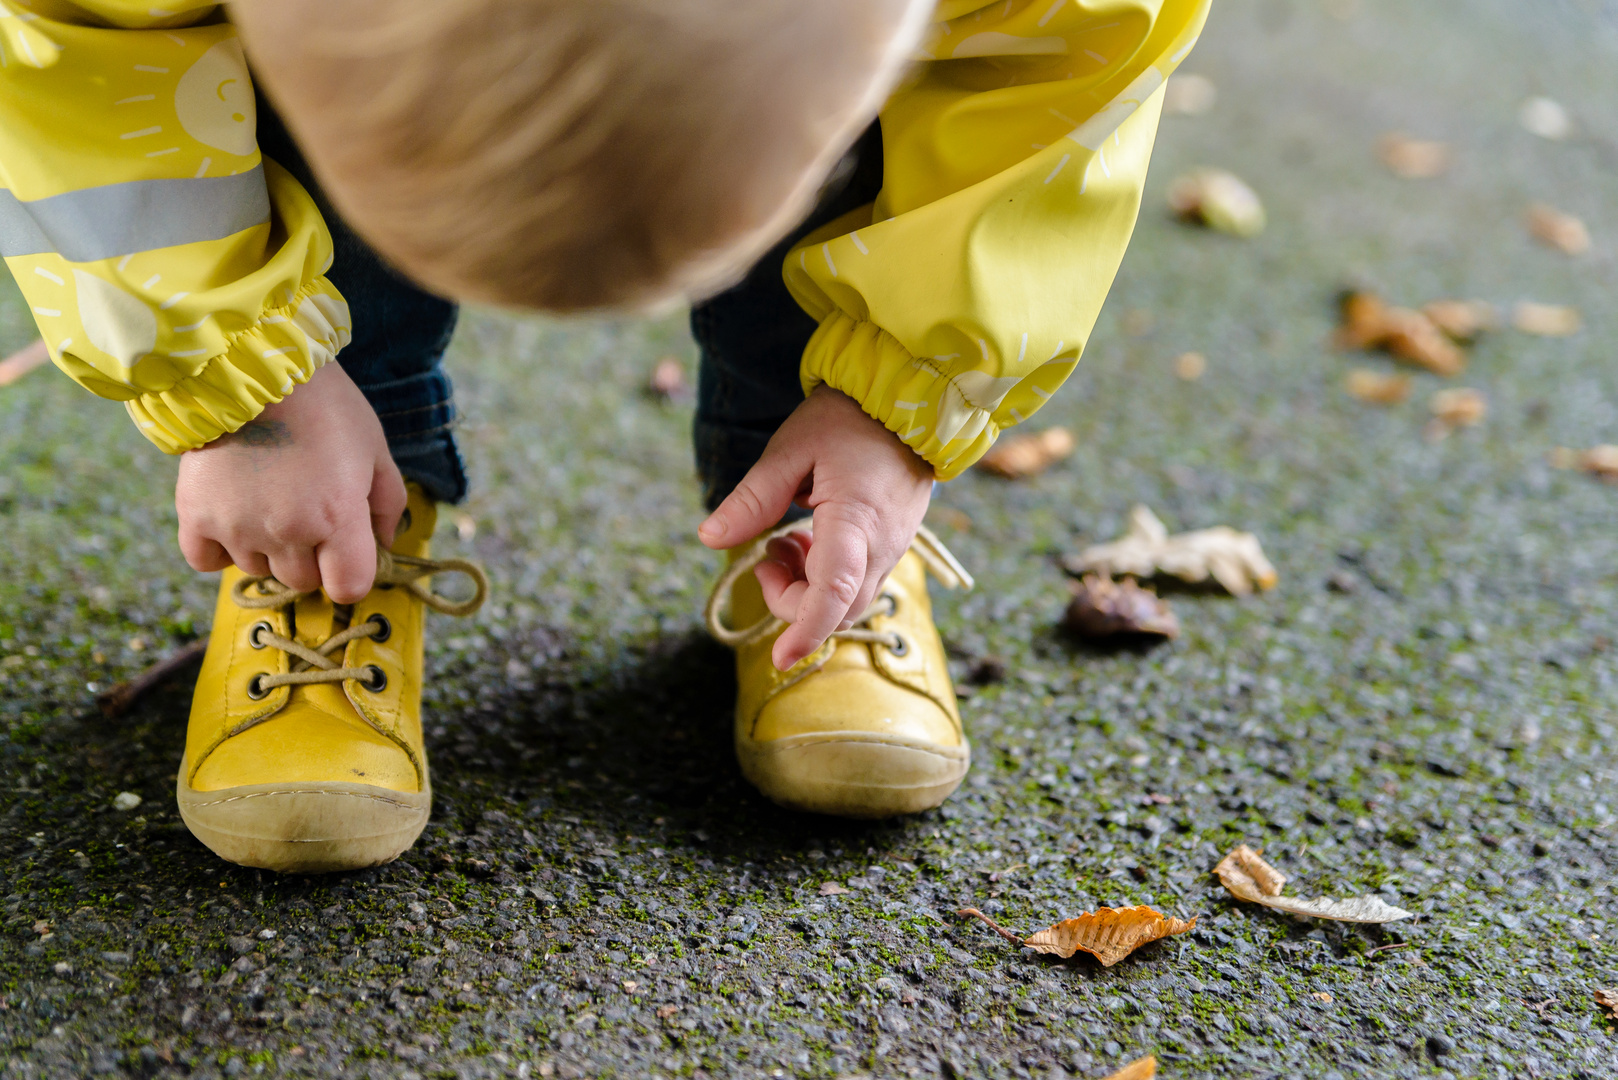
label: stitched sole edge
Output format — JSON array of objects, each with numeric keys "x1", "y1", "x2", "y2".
[
  {"x1": 736, "y1": 731, "x2": 969, "y2": 819},
  {"x1": 176, "y1": 755, "x2": 430, "y2": 874}
]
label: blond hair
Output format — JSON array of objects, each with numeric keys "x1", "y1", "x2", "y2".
[{"x1": 235, "y1": 0, "x2": 928, "y2": 312}]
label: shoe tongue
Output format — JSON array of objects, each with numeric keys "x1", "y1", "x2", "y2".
[{"x1": 293, "y1": 594, "x2": 336, "y2": 651}]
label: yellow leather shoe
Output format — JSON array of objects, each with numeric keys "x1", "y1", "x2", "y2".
[
  {"x1": 706, "y1": 523, "x2": 973, "y2": 818},
  {"x1": 175, "y1": 485, "x2": 486, "y2": 874}
]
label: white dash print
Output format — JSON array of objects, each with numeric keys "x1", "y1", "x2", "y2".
[
  {"x1": 145, "y1": 148, "x2": 179, "y2": 158},
  {"x1": 1032, "y1": 385, "x2": 1053, "y2": 400},
  {"x1": 32, "y1": 307, "x2": 62, "y2": 317},
  {"x1": 114, "y1": 94, "x2": 156, "y2": 105},
  {"x1": 260, "y1": 314, "x2": 289, "y2": 324},
  {"x1": 33, "y1": 266, "x2": 63, "y2": 285},
  {"x1": 57, "y1": 338, "x2": 72, "y2": 352},
  {"x1": 821, "y1": 243, "x2": 837, "y2": 277},
  {"x1": 1036, "y1": 0, "x2": 1066, "y2": 27},
  {"x1": 1009, "y1": 408, "x2": 1025, "y2": 423},
  {"x1": 158, "y1": 292, "x2": 189, "y2": 310},
  {"x1": 902, "y1": 426, "x2": 928, "y2": 441},
  {"x1": 116, "y1": 255, "x2": 133, "y2": 272},
  {"x1": 1098, "y1": 146, "x2": 1111, "y2": 178},
  {"x1": 849, "y1": 231, "x2": 868, "y2": 255},
  {"x1": 260, "y1": 347, "x2": 296, "y2": 359},
  {"x1": 1044, "y1": 153, "x2": 1071, "y2": 184},
  {"x1": 1084, "y1": 49, "x2": 1107, "y2": 64},
  {"x1": 894, "y1": 400, "x2": 928, "y2": 411},
  {"x1": 133, "y1": 65, "x2": 169, "y2": 73},
  {"x1": 1047, "y1": 340, "x2": 1065, "y2": 360},
  {"x1": 141, "y1": 274, "x2": 161, "y2": 290},
  {"x1": 194, "y1": 157, "x2": 212, "y2": 179},
  {"x1": 1016, "y1": 332, "x2": 1028, "y2": 365},
  {"x1": 120, "y1": 126, "x2": 163, "y2": 140},
  {"x1": 174, "y1": 318, "x2": 208, "y2": 333},
  {"x1": 165, "y1": 348, "x2": 207, "y2": 358}
]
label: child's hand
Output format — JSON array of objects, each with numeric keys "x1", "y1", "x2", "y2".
[
  {"x1": 175, "y1": 363, "x2": 406, "y2": 603},
  {"x1": 699, "y1": 386, "x2": 934, "y2": 670}
]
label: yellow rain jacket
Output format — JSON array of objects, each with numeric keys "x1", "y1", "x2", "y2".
[{"x1": 1, "y1": 0, "x2": 1208, "y2": 475}]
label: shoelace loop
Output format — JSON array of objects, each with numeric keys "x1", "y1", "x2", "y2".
[
  {"x1": 705, "y1": 522, "x2": 972, "y2": 651},
  {"x1": 232, "y1": 545, "x2": 488, "y2": 695}
]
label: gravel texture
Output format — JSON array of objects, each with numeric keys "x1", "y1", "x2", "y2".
[{"x1": 2, "y1": 2, "x2": 1616, "y2": 1077}]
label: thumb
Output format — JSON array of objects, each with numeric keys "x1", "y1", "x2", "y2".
[{"x1": 698, "y1": 449, "x2": 806, "y2": 550}]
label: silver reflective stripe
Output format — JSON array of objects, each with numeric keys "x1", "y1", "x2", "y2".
[{"x1": 0, "y1": 164, "x2": 271, "y2": 262}]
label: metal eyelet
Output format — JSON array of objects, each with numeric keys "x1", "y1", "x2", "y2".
[
  {"x1": 398, "y1": 507, "x2": 413, "y2": 534},
  {"x1": 366, "y1": 614, "x2": 392, "y2": 643},
  {"x1": 246, "y1": 673, "x2": 270, "y2": 700},
  {"x1": 360, "y1": 665, "x2": 387, "y2": 693},
  {"x1": 247, "y1": 621, "x2": 272, "y2": 649},
  {"x1": 887, "y1": 634, "x2": 910, "y2": 657},
  {"x1": 880, "y1": 592, "x2": 899, "y2": 617}
]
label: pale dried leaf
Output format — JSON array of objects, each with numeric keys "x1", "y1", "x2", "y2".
[
  {"x1": 977, "y1": 427, "x2": 1075, "y2": 479},
  {"x1": 648, "y1": 356, "x2": 691, "y2": 401},
  {"x1": 1336, "y1": 292, "x2": 1465, "y2": 375},
  {"x1": 1378, "y1": 133, "x2": 1451, "y2": 178},
  {"x1": 0, "y1": 340, "x2": 49, "y2": 387},
  {"x1": 1214, "y1": 844, "x2": 1413, "y2": 923},
  {"x1": 1429, "y1": 388, "x2": 1486, "y2": 428},
  {"x1": 958, "y1": 906, "x2": 1195, "y2": 967},
  {"x1": 1167, "y1": 167, "x2": 1265, "y2": 237},
  {"x1": 1344, "y1": 368, "x2": 1412, "y2": 405},
  {"x1": 1163, "y1": 72, "x2": 1216, "y2": 115},
  {"x1": 1420, "y1": 299, "x2": 1497, "y2": 341},
  {"x1": 1514, "y1": 301, "x2": 1581, "y2": 336},
  {"x1": 818, "y1": 882, "x2": 851, "y2": 896},
  {"x1": 1527, "y1": 204, "x2": 1590, "y2": 255},
  {"x1": 1173, "y1": 351, "x2": 1207, "y2": 380},
  {"x1": 1549, "y1": 444, "x2": 1618, "y2": 482},
  {"x1": 1519, "y1": 96, "x2": 1572, "y2": 140},
  {"x1": 1100, "y1": 1056, "x2": 1157, "y2": 1080},
  {"x1": 1596, "y1": 987, "x2": 1618, "y2": 1021},
  {"x1": 1069, "y1": 505, "x2": 1278, "y2": 597},
  {"x1": 1064, "y1": 575, "x2": 1180, "y2": 640}
]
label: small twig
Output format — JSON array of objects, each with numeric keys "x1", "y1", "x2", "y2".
[
  {"x1": 1367, "y1": 942, "x2": 1412, "y2": 956},
  {"x1": 95, "y1": 639, "x2": 208, "y2": 718},
  {"x1": 955, "y1": 907, "x2": 1025, "y2": 946},
  {"x1": 0, "y1": 340, "x2": 48, "y2": 387}
]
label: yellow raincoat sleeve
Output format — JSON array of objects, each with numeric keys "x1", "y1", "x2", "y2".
[
  {"x1": 786, "y1": 0, "x2": 1210, "y2": 480},
  {"x1": 0, "y1": 0, "x2": 351, "y2": 454}
]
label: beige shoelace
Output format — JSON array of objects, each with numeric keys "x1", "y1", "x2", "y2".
[
  {"x1": 705, "y1": 521, "x2": 973, "y2": 653},
  {"x1": 231, "y1": 547, "x2": 488, "y2": 696}
]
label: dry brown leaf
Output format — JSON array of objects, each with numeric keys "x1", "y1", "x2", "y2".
[
  {"x1": 818, "y1": 882, "x2": 851, "y2": 896},
  {"x1": 1344, "y1": 368, "x2": 1412, "y2": 405},
  {"x1": 1377, "y1": 133, "x2": 1451, "y2": 178},
  {"x1": 1420, "y1": 300, "x2": 1497, "y2": 342},
  {"x1": 1173, "y1": 351, "x2": 1207, "y2": 380},
  {"x1": 1527, "y1": 204, "x2": 1591, "y2": 255},
  {"x1": 1067, "y1": 505, "x2": 1278, "y2": 597},
  {"x1": 1596, "y1": 987, "x2": 1618, "y2": 1021},
  {"x1": 1428, "y1": 388, "x2": 1486, "y2": 433},
  {"x1": 1100, "y1": 1056, "x2": 1157, "y2": 1080},
  {"x1": 1163, "y1": 71, "x2": 1216, "y2": 115},
  {"x1": 1064, "y1": 575, "x2": 1180, "y2": 640},
  {"x1": 977, "y1": 427, "x2": 1075, "y2": 479},
  {"x1": 1549, "y1": 445, "x2": 1618, "y2": 482},
  {"x1": 648, "y1": 356, "x2": 691, "y2": 401},
  {"x1": 1335, "y1": 292, "x2": 1465, "y2": 376},
  {"x1": 958, "y1": 905, "x2": 1194, "y2": 967},
  {"x1": 0, "y1": 340, "x2": 49, "y2": 387},
  {"x1": 1214, "y1": 844, "x2": 1413, "y2": 923},
  {"x1": 1514, "y1": 301, "x2": 1581, "y2": 337},
  {"x1": 1167, "y1": 167, "x2": 1265, "y2": 237}
]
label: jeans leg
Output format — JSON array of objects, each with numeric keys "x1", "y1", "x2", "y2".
[
  {"x1": 692, "y1": 122, "x2": 885, "y2": 512},
  {"x1": 256, "y1": 102, "x2": 469, "y2": 504}
]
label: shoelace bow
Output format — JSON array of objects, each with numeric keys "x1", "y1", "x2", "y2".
[
  {"x1": 705, "y1": 522, "x2": 973, "y2": 652},
  {"x1": 230, "y1": 546, "x2": 488, "y2": 694}
]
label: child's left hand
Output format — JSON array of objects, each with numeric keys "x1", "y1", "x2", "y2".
[{"x1": 698, "y1": 385, "x2": 934, "y2": 671}]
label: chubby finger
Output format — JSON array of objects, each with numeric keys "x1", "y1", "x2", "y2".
[
  {"x1": 315, "y1": 517, "x2": 379, "y2": 604},
  {"x1": 266, "y1": 547, "x2": 322, "y2": 593},
  {"x1": 772, "y1": 511, "x2": 868, "y2": 670},
  {"x1": 698, "y1": 452, "x2": 806, "y2": 551},
  {"x1": 224, "y1": 545, "x2": 272, "y2": 578},
  {"x1": 178, "y1": 532, "x2": 232, "y2": 574},
  {"x1": 369, "y1": 455, "x2": 410, "y2": 548},
  {"x1": 753, "y1": 535, "x2": 810, "y2": 622}
]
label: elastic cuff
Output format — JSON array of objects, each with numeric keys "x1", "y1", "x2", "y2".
[
  {"x1": 125, "y1": 277, "x2": 352, "y2": 454},
  {"x1": 797, "y1": 310, "x2": 999, "y2": 481}
]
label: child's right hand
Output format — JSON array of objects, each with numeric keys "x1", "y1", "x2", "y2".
[{"x1": 174, "y1": 362, "x2": 406, "y2": 604}]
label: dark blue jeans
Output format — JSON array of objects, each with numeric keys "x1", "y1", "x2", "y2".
[{"x1": 258, "y1": 105, "x2": 468, "y2": 504}]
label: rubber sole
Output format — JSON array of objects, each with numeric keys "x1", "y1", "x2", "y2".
[
  {"x1": 736, "y1": 731, "x2": 969, "y2": 819},
  {"x1": 176, "y1": 755, "x2": 430, "y2": 874}
]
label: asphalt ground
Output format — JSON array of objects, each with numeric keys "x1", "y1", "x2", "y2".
[{"x1": 1, "y1": 1, "x2": 1616, "y2": 1077}]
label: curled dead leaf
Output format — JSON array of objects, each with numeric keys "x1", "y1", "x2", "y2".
[
  {"x1": 957, "y1": 905, "x2": 1194, "y2": 967},
  {"x1": 1167, "y1": 167, "x2": 1265, "y2": 237},
  {"x1": 1378, "y1": 133, "x2": 1451, "y2": 179},
  {"x1": 1336, "y1": 292, "x2": 1466, "y2": 376},
  {"x1": 1214, "y1": 844, "x2": 1413, "y2": 923},
  {"x1": 1420, "y1": 300, "x2": 1497, "y2": 342},
  {"x1": 1163, "y1": 71, "x2": 1216, "y2": 115},
  {"x1": 1067, "y1": 505, "x2": 1277, "y2": 597},
  {"x1": 1426, "y1": 388, "x2": 1487, "y2": 441},
  {"x1": 818, "y1": 882, "x2": 851, "y2": 896},
  {"x1": 977, "y1": 427, "x2": 1075, "y2": 479},
  {"x1": 1344, "y1": 368, "x2": 1412, "y2": 405},
  {"x1": 1549, "y1": 445, "x2": 1618, "y2": 483},
  {"x1": 1173, "y1": 351, "x2": 1207, "y2": 380},
  {"x1": 0, "y1": 339, "x2": 49, "y2": 387},
  {"x1": 1101, "y1": 1056, "x2": 1157, "y2": 1080},
  {"x1": 1527, "y1": 204, "x2": 1590, "y2": 256},
  {"x1": 1514, "y1": 301, "x2": 1581, "y2": 337},
  {"x1": 1596, "y1": 987, "x2": 1617, "y2": 1021},
  {"x1": 1064, "y1": 575, "x2": 1180, "y2": 640}
]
